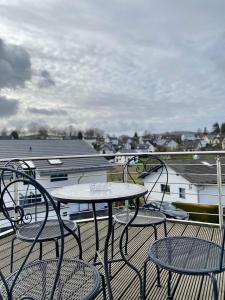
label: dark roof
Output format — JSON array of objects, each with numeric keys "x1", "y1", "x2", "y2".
[
  {"x1": 141, "y1": 159, "x2": 225, "y2": 185},
  {"x1": 136, "y1": 143, "x2": 149, "y2": 150},
  {"x1": 117, "y1": 149, "x2": 137, "y2": 154},
  {"x1": 166, "y1": 159, "x2": 224, "y2": 185},
  {"x1": 0, "y1": 140, "x2": 112, "y2": 175}
]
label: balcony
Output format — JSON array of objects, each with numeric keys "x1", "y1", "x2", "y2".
[{"x1": 0, "y1": 148, "x2": 225, "y2": 299}]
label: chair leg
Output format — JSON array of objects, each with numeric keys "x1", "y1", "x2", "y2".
[
  {"x1": 164, "y1": 221, "x2": 168, "y2": 237},
  {"x1": 100, "y1": 273, "x2": 107, "y2": 300},
  {"x1": 209, "y1": 273, "x2": 218, "y2": 300},
  {"x1": 153, "y1": 225, "x2": 158, "y2": 240},
  {"x1": 10, "y1": 236, "x2": 16, "y2": 273},
  {"x1": 156, "y1": 266, "x2": 161, "y2": 287},
  {"x1": 109, "y1": 223, "x2": 115, "y2": 277},
  {"x1": 124, "y1": 227, "x2": 129, "y2": 255},
  {"x1": 153, "y1": 226, "x2": 161, "y2": 287},
  {"x1": 55, "y1": 239, "x2": 59, "y2": 258},
  {"x1": 39, "y1": 242, "x2": 43, "y2": 260},
  {"x1": 143, "y1": 258, "x2": 149, "y2": 299},
  {"x1": 167, "y1": 271, "x2": 172, "y2": 299},
  {"x1": 63, "y1": 223, "x2": 83, "y2": 260},
  {"x1": 111, "y1": 223, "x2": 115, "y2": 260},
  {"x1": 77, "y1": 224, "x2": 81, "y2": 243}
]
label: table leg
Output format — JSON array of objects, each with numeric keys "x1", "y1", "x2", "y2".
[
  {"x1": 119, "y1": 198, "x2": 143, "y2": 299},
  {"x1": 103, "y1": 201, "x2": 113, "y2": 299},
  {"x1": 92, "y1": 203, "x2": 100, "y2": 263}
]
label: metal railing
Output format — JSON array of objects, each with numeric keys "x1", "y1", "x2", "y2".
[{"x1": 0, "y1": 150, "x2": 225, "y2": 232}]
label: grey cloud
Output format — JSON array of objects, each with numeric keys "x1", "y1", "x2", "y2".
[
  {"x1": 1, "y1": 1, "x2": 225, "y2": 134},
  {"x1": 0, "y1": 95, "x2": 19, "y2": 117},
  {"x1": 0, "y1": 39, "x2": 31, "y2": 89},
  {"x1": 38, "y1": 70, "x2": 55, "y2": 88},
  {"x1": 27, "y1": 107, "x2": 67, "y2": 116}
]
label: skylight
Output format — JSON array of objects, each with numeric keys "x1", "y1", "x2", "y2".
[
  {"x1": 48, "y1": 159, "x2": 62, "y2": 165},
  {"x1": 201, "y1": 161, "x2": 213, "y2": 167},
  {"x1": 21, "y1": 160, "x2": 35, "y2": 169}
]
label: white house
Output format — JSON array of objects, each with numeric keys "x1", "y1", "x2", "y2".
[
  {"x1": 142, "y1": 159, "x2": 224, "y2": 205},
  {"x1": 105, "y1": 135, "x2": 118, "y2": 146},
  {"x1": 181, "y1": 132, "x2": 197, "y2": 141},
  {"x1": 164, "y1": 139, "x2": 178, "y2": 150},
  {"x1": 155, "y1": 136, "x2": 167, "y2": 146},
  {"x1": 0, "y1": 140, "x2": 112, "y2": 220},
  {"x1": 114, "y1": 150, "x2": 138, "y2": 165},
  {"x1": 99, "y1": 143, "x2": 114, "y2": 154},
  {"x1": 145, "y1": 141, "x2": 155, "y2": 152}
]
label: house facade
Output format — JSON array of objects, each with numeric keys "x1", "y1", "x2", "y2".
[
  {"x1": 181, "y1": 132, "x2": 197, "y2": 141},
  {"x1": 142, "y1": 159, "x2": 224, "y2": 205},
  {"x1": 0, "y1": 140, "x2": 112, "y2": 218},
  {"x1": 114, "y1": 150, "x2": 138, "y2": 165}
]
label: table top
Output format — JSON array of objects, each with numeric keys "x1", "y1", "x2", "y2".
[{"x1": 51, "y1": 182, "x2": 148, "y2": 203}]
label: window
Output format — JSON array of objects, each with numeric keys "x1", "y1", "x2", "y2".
[
  {"x1": 50, "y1": 173, "x2": 68, "y2": 182},
  {"x1": 48, "y1": 159, "x2": 62, "y2": 165},
  {"x1": 161, "y1": 184, "x2": 170, "y2": 194},
  {"x1": 19, "y1": 193, "x2": 42, "y2": 206},
  {"x1": 179, "y1": 188, "x2": 186, "y2": 199}
]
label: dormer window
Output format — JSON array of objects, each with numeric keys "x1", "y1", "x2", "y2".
[{"x1": 48, "y1": 159, "x2": 62, "y2": 165}]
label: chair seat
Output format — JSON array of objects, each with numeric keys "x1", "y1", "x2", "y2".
[
  {"x1": 149, "y1": 236, "x2": 225, "y2": 275},
  {"x1": 0, "y1": 259, "x2": 100, "y2": 300},
  {"x1": 16, "y1": 220, "x2": 77, "y2": 242},
  {"x1": 114, "y1": 208, "x2": 166, "y2": 227}
]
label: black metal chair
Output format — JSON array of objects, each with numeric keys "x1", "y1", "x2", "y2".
[
  {"x1": 112, "y1": 155, "x2": 168, "y2": 286},
  {"x1": 144, "y1": 233, "x2": 225, "y2": 299},
  {"x1": 1, "y1": 159, "x2": 82, "y2": 273},
  {"x1": 0, "y1": 166, "x2": 103, "y2": 299}
]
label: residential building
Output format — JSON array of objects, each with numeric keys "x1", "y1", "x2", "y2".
[
  {"x1": 99, "y1": 143, "x2": 115, "y2": 154},
  {"x1": 105, "y1": 135, "x2": 118, "y2": 146},
  {"x1": 135, "y1": 143, "x2": 150, "y2": 153},
  {"x1": 164, "y1": 139, "x2": 178, "y2": 150},
  {"x1": 181, "y1": 132, "x2": 197, "y2": 141},
  {"x1": 0, "y1": 140, "x2": 112, "y2": 218},
  {"x1": 142, "y1": 159, "x2": 225, "y2": 205},
  {"x1": 114, "y1": 149, "x2": 138, "y2": 165}
]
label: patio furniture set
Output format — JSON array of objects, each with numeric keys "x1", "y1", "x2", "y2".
[{"x1": 0, "y1": 157, "x2": 224, "y2": 299}]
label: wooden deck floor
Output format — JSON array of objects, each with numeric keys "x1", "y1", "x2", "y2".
[{"x1": 0, "y1": 220, "x2": 224, "y2": 299}]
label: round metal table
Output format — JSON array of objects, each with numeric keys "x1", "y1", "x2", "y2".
[{"x1": 51, "y1": 182, "x2": 148, "y2": 300}]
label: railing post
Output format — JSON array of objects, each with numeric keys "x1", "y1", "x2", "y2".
[
  {"x1": 124, "y1": 158, "x2": 129, "y2": 211},
  {"x1": 216, "y1": 156, "x2": 223, "y2": 229}
]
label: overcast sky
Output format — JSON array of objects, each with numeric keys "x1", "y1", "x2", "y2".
[{"x1": 0, "y1": 0, "x2": 225, "y2": 135}]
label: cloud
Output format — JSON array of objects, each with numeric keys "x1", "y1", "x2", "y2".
[
  {"x1": 27, "y1": 107, "x2": 67, "y2": 116},
  {"x1": 38, "y1": 70, "x2": 55, "y2": 88},
  {"x1": 0, "y1": 95, "x2": 19, "y2": 117},
  {"x1": 0, "y1": 38, "x2": 31, "y2": 89},
  {"x1": 1, "y1": 0, "x2": 225, "y2": 134}
]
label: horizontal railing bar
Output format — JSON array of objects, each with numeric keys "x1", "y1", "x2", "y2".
[
  {"x1": 0, "y1": 150, "x2": 225, "y2": 162},
  {"x1": 167, "y1": 218, "x2": 220, "y2": 227}
]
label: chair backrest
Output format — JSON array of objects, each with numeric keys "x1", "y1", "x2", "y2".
[
  {"x1": 122, "y1": 155, "x2": 168, "y2": 209},
  {"x1": 0, "y1": 159, "x2": 37, "y2": 232},
  {"x1": 122, "y1": 156, "x2": 137, "y2": 184},
  {"x1": 0, "y1": 166, "x2": 64, "y2": 299}
]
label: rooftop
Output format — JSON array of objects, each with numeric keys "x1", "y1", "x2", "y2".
[
  {"x1": 1, "y1": 219, "x2": 224, "y2": 299},
  {"x1": 166, "y1": 159, "x2": 224, "y2": 185},
  {"x1": 0, "y1": 140, "x2": 111, "y2": 175}
]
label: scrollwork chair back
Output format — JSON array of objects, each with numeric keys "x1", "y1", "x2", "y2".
[
  {"x1": 122, "y1": 155, "x2": 168, "y2": 208},
  {"x1": 0, "y1": 166, "x2": 64, "y2": 299}
]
